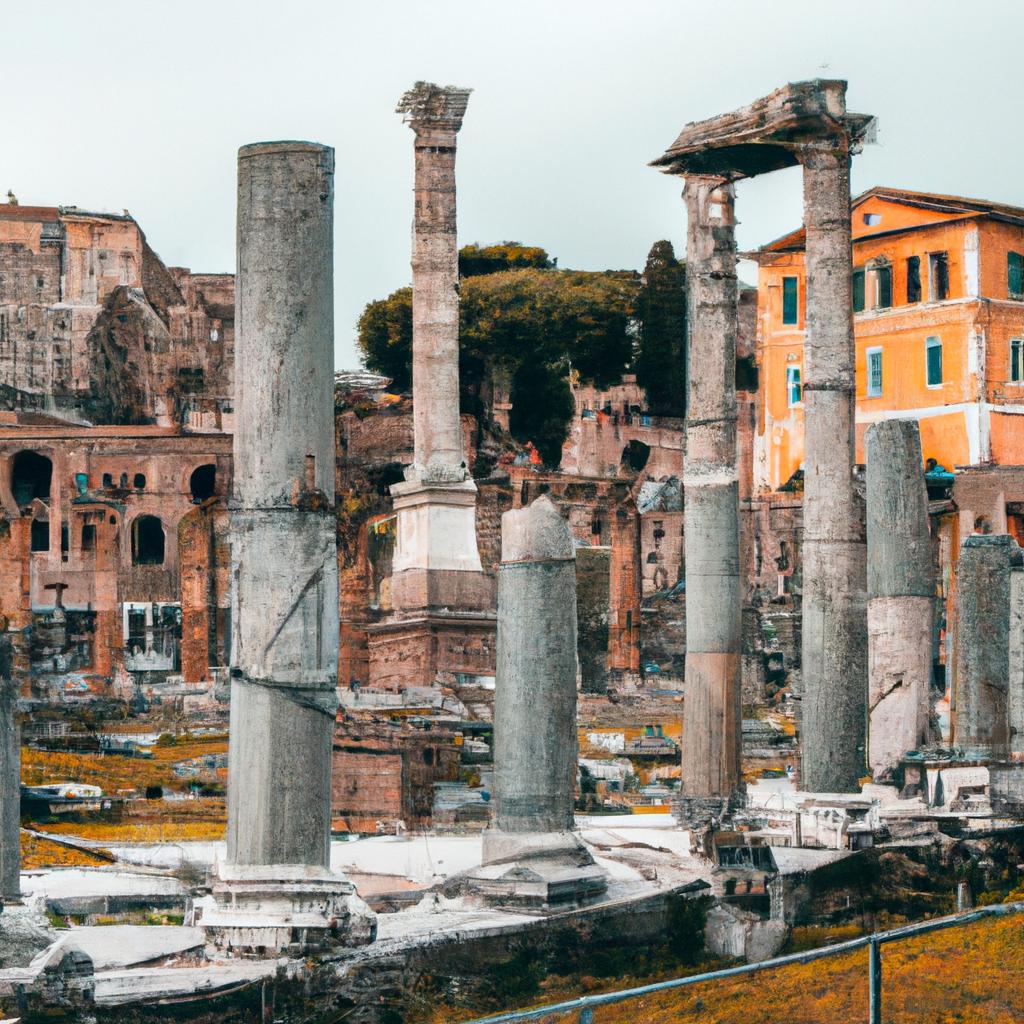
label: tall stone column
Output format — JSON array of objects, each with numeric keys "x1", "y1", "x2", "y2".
[
  {"x1": 680, "y1": 177, "x2": 741, "y2": 806},
  {"x1": 204, "y1": 141, "x2": 373, "y2": 953},
  {"x1": 473, "y1": 496, "x2": 605, "y2": 907},
  {"x1": 389, "y1": 82, "x2": 488, "y2": 614},
  {"x1": 0, "y1": 638, "x2": 19, "y2": 907},
  {"x1": 799, "y1": 136, "x2": 869, "y2": 792},
  {"x1": 954, "y1": 534, "x2": 1022, "y2": 760},
  {"x1": 865, "y1": 420, "x2": 932, "y2": 778}
]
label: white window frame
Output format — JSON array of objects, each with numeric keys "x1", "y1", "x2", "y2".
[
  {"x1": 1011, "y1": 337, "x2": 1024, "y2": 385},
  {"x1": 866, "y1": 347, "x2": 883, "y2": 398},
  {"x1": 786, "y1": 365, "x2": 802, "y2": 408},
  {"x1": 925, "y1": 336, "x2": 943, "y2": 389}
]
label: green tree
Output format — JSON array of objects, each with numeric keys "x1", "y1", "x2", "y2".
[
  {"x1": 634, "y1": 239, "x2": 687, "y2": 417},
  {"x1": 458, "y1": 241, "x2": 553, "y2": 277},
  {"x1": 357, "y1": 259, "x2": 639, "y2": 465}
]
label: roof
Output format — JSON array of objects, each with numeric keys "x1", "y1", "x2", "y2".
[
  {"x1": 751, "y1": 185, "x2": 1024, "y2": 256},
  {"x1": 0, "y1": 204, "x2": 134, "y2": 225}
]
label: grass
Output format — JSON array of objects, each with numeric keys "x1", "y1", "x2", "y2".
[{"x1": 21, "y1": 832, "x2": 113, "y2": 869}]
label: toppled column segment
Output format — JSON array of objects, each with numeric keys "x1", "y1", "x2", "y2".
[
  {"x1": 955, "y1": 534, "x2": 1023, "y2": 761},
  {"x1": 0, "y1": 636, "x2": 18, "y2": 908},
  {"x1": 865, "y1": 420, "x2": 932, "y2": 778},
  {"x1": 679, "y1": 177, "x2": 741, "y2": 810},
  {"x1": 204, "y1": 141, "x2": 373, "y2": 953},
  {"x1": 471, "y1": 496, "x2": 606, "y2": 908},
  {"x1": 653, "y1": 79, "x2": 876, "y2": 793}
]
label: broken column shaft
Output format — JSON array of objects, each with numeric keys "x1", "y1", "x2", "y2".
[
  {"x1": 477, "y1": 496, "x2": 605, "y2": 905},
  {"x1": 799, "y1": 138, "x2": 869, "y2": 792},
  {"x1": 954, "y1": 534, "x2": 1022, "y2": 760},
  {"x1": 208, "y1": 142, "x2": 372, "y2": 951},
  {"x1": 680, "y1": 177, "x2": 741, "y2": 802},
  {"x1": 405, "y1": 85, "x2": 466, "y2": 478},
  {"x1": 0, "y1": 640, "x2": 18, "y2": 907},
  {"x1": 865, "y1": 419, "x2": 932, "y2": 777}
]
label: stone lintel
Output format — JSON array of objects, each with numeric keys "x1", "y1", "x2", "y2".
[
  {"x1": 397, "y1": 81, "x2": 472, "y2": 138},
  {"x1": 390, "y1": 475, "x2": 478, "y2": 509},
  {"x1": 650, "y1": 79, "x2": 876, "y2": 181}
]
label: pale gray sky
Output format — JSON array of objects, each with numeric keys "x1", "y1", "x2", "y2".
[{"x1": 5, "y1": 0, "x2": 1021, "y2": 368}]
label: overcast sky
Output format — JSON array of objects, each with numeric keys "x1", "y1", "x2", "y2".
[{"x1": 5, "y1": 0, "x2": 1022, "y2": 368}]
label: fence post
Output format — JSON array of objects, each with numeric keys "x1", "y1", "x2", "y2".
[{"x1": 868, "y1": 938, "x2": 881, "y2": 1024}]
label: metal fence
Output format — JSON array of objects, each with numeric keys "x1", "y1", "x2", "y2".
[{"x1": 465, "y1": 900, "x2": 1024, "y2": 1024}]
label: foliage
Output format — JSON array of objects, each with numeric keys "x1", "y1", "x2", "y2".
[
  {"x1": 357, "y1": 257, "x2": 640, "y2": 465},
  {"x1": 21, "y1": 833, "x2": 112, "y2": 869},
  {"x1": 458, "y1": 242, "x2": 552, "y2": 277},
  {"x1": 633, "y1": 240, "x2": 687, "y2": 417}
]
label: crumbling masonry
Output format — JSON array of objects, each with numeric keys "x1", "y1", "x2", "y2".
[{"x1": 0, "y1": 635, "x2": 18, "y2": 907}]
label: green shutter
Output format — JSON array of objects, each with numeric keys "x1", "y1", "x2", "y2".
[
  {"x1": 877, "y1": 266, "x2": 892, "y2": 308},
  {"x1": 782, "y1": 277, "x2": 798, "y2": 324},
  {"x1": 1009, "y1": 252, "x2": 1024, "y2": 297},
  {"x1": 926, "y1": 338, "x2": 942, "y2": 387},
  {"x1": 852, "y1": 270, "x2": 865, "y2": 312}
]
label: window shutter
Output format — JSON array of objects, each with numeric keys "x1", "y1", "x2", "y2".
[{"x1": 782, "y1": 277, "x2": 799, "y2": 325}]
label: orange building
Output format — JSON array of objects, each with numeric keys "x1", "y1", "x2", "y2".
[{"x1": 752, "y1": 187, "x2": 1024, "y2": 492}]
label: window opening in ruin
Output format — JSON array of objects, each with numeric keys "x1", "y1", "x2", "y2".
[
  {"x1": 119, "y1": 473, "x2": 128, "y2": 489},
  {"x1": 867, "y1": 347, "x2": 883, "y2": 397},
  {"x1": 1009, "y1": 252, "x2": 1024, "y2": 299},
  {"x1": 626, "y1": 610, "x2": 633, "y2": 631},
  {"x1": 132, "y1": 515, "x2": 165, "y2": 566},
  {"x1": 11, "y1": 450, "x2": 52, "y2": 506},
  {"x1": 189, "y1": 464, "x2": 216, "y2": 503},
  {"x1": 422, "y1": 748, "x2": 434, "y2": 766},
  {"x1": 30, "y1": 519, "x2": 49, "y2": 552},
  {"x1": 782, "y1": 276, "x2": 799, "y2": 325},
  {"x1": 873, "y1": 263, "x2": 892, "y2": 309},
  {"x1": 1011, "y1": 338, "x2": 1024, "y2": 383},
  {"x1": 133, "y1": 473, "x2": 146, "y2": 489},
  {"x1": 926, "y1": 336, "x2": 943, "y2": 387},
  {"x1": 81, "y1": 524, "x2": 96, "y2": 553},
  {"x1": 786, "y1": 365, "x2": 802, "y2": 407},
  {"x1": 102, "y1": 473, "x2": 113, "y2": 488},
  {"x1": 622, "y1": 439, "x2": 651, "y2": 472},
  {"x1": 61, "y1": 523, "x2": 69, "y2": 562},
  {"x1": 929, "y1": 252, "x2": 949, "y2": 301},
  {"x1": 907, "y1": 255, "x2": 922, "y2": 303},
  {"x1": 852, "y1": 269, "x2": 865, "y2": 312}
]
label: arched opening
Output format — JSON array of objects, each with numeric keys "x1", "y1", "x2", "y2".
[
  {"x1": 133, "y1": 473, "x2": 146, "y2": 490},
  {"x1": 11, "y1": 451, "x2": 52, "y2": 506},
  {"x1": 189, "y1": 464, "x2": 216, "y2": 503},
  {"x1": 119, "y1": 473, "x2": 129, "y2": 489},
  {"x1": 621, "y1": 440, "x2": 651, "y2": 473},
  {"x1": 132, "y1": 515, "x2": 165, "y2": 566}
]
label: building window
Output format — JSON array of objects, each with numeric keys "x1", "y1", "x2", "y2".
[
  {"x1": 189, "y1": 464, "x2": 217, "y2": 502},
  {"x1": 30, "y1": 519, "x2": 49, "y2": 552},
  {"x1": 929, "y1": 252, "x2": 949, "y2": 301},
  {"x1": 863, "y1": 212, "x2": 882, "y2": 226},
  {"x1": 1009, "y1": 252, "x2": 1024, "y2": 299},
  {"x1": 926, "y1": 337, "x2": 943, "y2": 387},
  {"x1": 782, "y1": 276, "x2": 799, "y2": 325},
  {"x1": 874, "y1": 264, "x2": 892, "y2": 309},
  {"x1": 867, "y1": 347, "x2": 883, "y2": 397},
  {"x1": 907, "y1": 255, "x2": 921, "y2": 303},
  {"x1": 786, "y1": 365, "x2": 802, "y2": 407},
  {"x1": 132, "y1": 515, "x2": 165, "y2": 566},
  {"x1": 102, "y1": 472, "x2": 113, "y2": 488},
  {"x1": 81, "y1": 524, "x2": 96, "y2": 552},
  {"x1": 852, "y1": 270, "x2": 865, "y2": 312},
  {"x1": 133, "y1": 473, "x2": 146, "y2": 489},
  {"x1": 11, "y1": 450, "x2": 52, "y2": 506},
  {"x1": 1011, "y1": 338, "x2": 1024, "y2": 383}
]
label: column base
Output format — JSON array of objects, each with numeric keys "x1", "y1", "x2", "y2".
[
  {"x1": 465, "y1": 830, "x2": 607, "y2": 910},
  {"x1": 200, "y1": 864, "x2": 376, "y2": 955}
]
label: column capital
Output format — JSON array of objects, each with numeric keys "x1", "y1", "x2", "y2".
[{"x1": 397, "y1": 81, "x2": 472, "y2": 142}]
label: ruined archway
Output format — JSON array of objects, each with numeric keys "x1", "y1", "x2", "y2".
[
  {"x1": 189, "y1": 464, "x2": 216, "y2": 503},
  {"x1": 132, "y1": 515, "x2": 165, "y2": 566}
]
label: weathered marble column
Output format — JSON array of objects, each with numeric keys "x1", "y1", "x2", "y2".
[
  {"x1": 475, "y1": 496, "x2": 605, "y2": 906},
  {"x1": 680, "y1": 177, "x2": 741, "y2": 804},
  {"x1": 388, "y1": 82, "x2": 488, "y2": 617},
  {"x1": 865, "y1": 420, "x2": 932, "y2": 777},
  {"x1": 799, "y1": 132, "x2": 869, "y2": 792},
  {"x1": 0, "y1": 639, "x2": 19, "y2": 907},
  {"x1": 206, "y1": 142, "x2": 372, "y2": 952},
  {"x1": 954, "y1": 534, "x2": 1022, "y2": 760}
]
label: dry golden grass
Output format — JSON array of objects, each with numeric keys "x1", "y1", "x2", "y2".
[{"x1": 21, "y1": 832, "x2": 112, "y2": 869}]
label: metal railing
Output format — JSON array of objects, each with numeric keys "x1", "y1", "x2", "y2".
[{"x1": 465, "y1": 900, "x2": 1024, "y2": 1024}]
